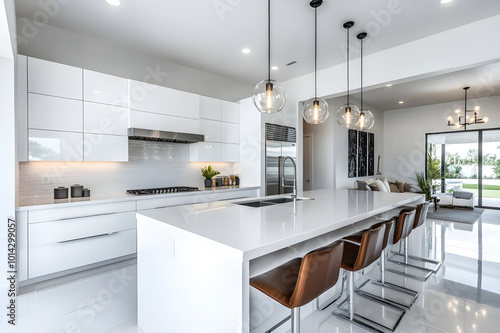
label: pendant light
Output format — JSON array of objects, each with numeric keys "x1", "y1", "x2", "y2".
[
  {"x1": 253, "y1": 0, "x2": 286, "y2": 114},
  {"x1": 356, "y1": 32, "x2": 374, "y2": 131},
  {"x1": 336, "y1": 21, "x2": 360, "y2": 128},
  {"x1": 302, "y1": 0, "x2": 329, "y2": 124}
]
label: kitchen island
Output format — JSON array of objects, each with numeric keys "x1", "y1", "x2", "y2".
[{"x1": 137, "y1": 189, "x2": 422, "y2": 333}]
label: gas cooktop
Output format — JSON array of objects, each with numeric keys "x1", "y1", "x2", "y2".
[{"x1": 126, "y1": 186, "x2": 199, "y2": 195}]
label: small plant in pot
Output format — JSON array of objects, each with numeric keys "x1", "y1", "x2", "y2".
[{"x1": 201, "y1": 165, "x2": 220, "y2": 188}]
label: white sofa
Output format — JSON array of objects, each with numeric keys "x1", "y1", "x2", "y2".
[{"x1": 436, "y1": 191, "x2": 474, "y2": 209}]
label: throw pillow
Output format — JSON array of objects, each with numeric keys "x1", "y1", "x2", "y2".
[
  {"x1": 377, "y1": 178, "x2": 391, "y2": 192},
  {"x1": 375, "y1": 179, "x2": 389, "y2": 192},
  {"x1": 356, "y1": 180, "x2": 368, "y2": 190},
  {"x1": 368, "y1": 183, "x2": 379, "y2": 191},
  {"x1": 396, "y1": 180, "x2": 405, "y2": 193},
  {"x1": 388, "y1": 181, "x2": 400, "y2": 193}
]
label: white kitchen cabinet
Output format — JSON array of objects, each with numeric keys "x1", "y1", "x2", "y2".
[
  {"x1": 189, "y1": 142, "x2": 222, "y2": 162},
  {"x1": 129, "y1": 80, "x2": 199, "y2": 119},
  {"x1": 84, "y1": 70, "x2": 128, "y2": 107},
  {"x1": 221, "y1": 101, "x2": 240, "y2": 123},
  {"x1": 84, "y1": 102, "x2": 128, "y2": 135},
  {"x1": 26, "y1": 202, "x2": 136, "y2": 279},
  {"x1": 28, "y1": 57, "x2": 82, "y2": 100},
  {"x1": 221, "y1": 122, "x2": 240, "y2": 144},
  {"x1": 192, "y1": 99, "x2": 240, "y2": 161},
  {"x1": 17, "y1": 55, "x2": 28, "y2": 162},
  {"x1": 83, "y1": 134, "x2": 129, "y2": 161},
  {"x1": 29, "y1": 229, "x2": 136, "y2": 278},
  {"x1": 200, "y1": 119, "x2": 222, "y2": 142},
  {"x1": 129, "y1": 109, "x2": 199, "y2": 134},
  {"x1": 221, "y1": 143, "x2": 240, "y2": 162},
  {"x1": 28, "y1": 129, "x2": 83, "y2": 162},
  {"x1": 28, "y1": 93, "x2": 83, "y2": 132},
  {"x1": 200, "y1": 96, "x2": 222, "y2": 120}
]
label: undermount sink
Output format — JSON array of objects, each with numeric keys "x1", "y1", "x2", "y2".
[{"x1": 233, "y1": 197, "x2": 309, "y2": 208}]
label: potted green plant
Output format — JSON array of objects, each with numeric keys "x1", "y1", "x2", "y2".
[
  {"x1": 412, "y1": 171, "x2": 432, "y2": 201},
  {"x1": 201, "y1": 165, "x2": 220, "y2": 188}
]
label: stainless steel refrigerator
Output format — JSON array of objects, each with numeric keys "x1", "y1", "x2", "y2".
[{"x1": 265, "y1": 123, "x2": 297, "y2": 196}]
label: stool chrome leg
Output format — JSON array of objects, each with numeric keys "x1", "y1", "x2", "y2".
[
  {"x1": 387, "y1": 237, "x2": 433, "y2": 281},
  {"x1": 348, "y1": 271, "x2": 354, "y2": 320},
  {"x1": 291, "y1": 308, "x2": 300, "y2": 333}
]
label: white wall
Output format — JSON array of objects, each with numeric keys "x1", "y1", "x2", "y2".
[
  {"x1": 383, "y1": 95, "x2": 500, "y2": 184},
  {"x1": 0, "y1": 0, "x2": 16, "y2": 331},
  {"x1": 303, "y1": 96, "x2": 384, "y2": 190},
  {"x1": 16, "y1": 19, "x2": 251, "y2": 102}
]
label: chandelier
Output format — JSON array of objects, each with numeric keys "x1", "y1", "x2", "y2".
[{"x1": 447, "y1": 87, "x2": 489, "y2": 130}]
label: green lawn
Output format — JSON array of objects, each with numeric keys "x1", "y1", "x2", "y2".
[
  {"x1": 463, "y1": 184, "x2": 500, "y2": 198},
  {"x1": 463, "y1": 183, "x2": 500, "y2": 191}
]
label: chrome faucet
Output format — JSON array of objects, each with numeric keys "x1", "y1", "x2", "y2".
[{"x1": 280, "y1": 156, "x2": 297, "y2": 202}]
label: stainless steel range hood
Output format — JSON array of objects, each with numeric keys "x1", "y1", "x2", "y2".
[{"x1": 127, "y1": 128, "x2": 204, "y2": 144}]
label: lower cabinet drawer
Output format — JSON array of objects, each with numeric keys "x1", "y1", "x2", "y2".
[
  {"x1": 29, "y1": 229, "x2": 136, "y2": 279},
  {"x1": 29, "y1": 212, "x2": 136, "y2": 246}
]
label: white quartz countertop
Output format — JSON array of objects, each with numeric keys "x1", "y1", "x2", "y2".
[
  {"x1": 17, "y1": 185, "x2": 260, "y2": 211},
  {"x1": 137, "y1": 189, "x2": 422, "y2": 261}
]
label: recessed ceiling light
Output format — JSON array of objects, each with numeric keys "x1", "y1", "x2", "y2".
[
  {"x1": 386, "y1": 84, "x2": 392, "y2": 87},
  {"x1": 271, "y1": 66, "x2": 278, "y2": 71},
  {"x1": 241, "y1": 48, "x2": 251, "y2": 54},
  {"x1": 399, "y1": 101, "x2": 404, "y2": 104},
  {"x1": 106, "y1": 0, "x2": 121, "y2": 6},
  {"x1": 440, "y1": 0, "x2": 454, "y2": 3}
]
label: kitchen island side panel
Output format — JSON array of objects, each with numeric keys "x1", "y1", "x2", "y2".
[{"x1": 137, "y1": 215, "x2": 248, "y2": 333}]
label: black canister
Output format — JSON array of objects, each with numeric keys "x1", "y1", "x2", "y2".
[
  {"x1": 235, "y1": 176, "x2": 240, "y2": 185},
  {"x1": 54, "y1": 187, "x2": 68, "y2": 199},
  {"x1": 71, "y1": 184, "x2": 84, "y2": 197},
  {"x1": 82, "y1": 188, "x2": 91, "y2": 197},
  {"x1": 215, "y1": 177, "x2": 222, "y2": 187}
]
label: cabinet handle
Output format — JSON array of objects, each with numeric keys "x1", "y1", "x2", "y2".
[{"x1": 58, "y1": 232, "x2": 119, "y2": 244}]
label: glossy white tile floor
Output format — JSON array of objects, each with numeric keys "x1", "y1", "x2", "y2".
[{"x1": 11, "y1": 209, "x2": 500, "y2": 333}]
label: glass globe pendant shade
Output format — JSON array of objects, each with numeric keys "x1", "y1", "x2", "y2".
[
  {"x1": 357, "y1": 110, "x2": 374, "y2": 130},
  {"x1": 336, "y1": 103, "x2": 360, "y2": 128},
  {"x1": 303, "y1": 98, "x2": 329, "y2": 124},
  {"x1": 253, "y1": 79, "x2": 286, "y2": 114}
]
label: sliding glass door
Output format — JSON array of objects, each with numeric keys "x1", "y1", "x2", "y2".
[
  {"x1": 481, "y1": 130, "x2": 500, "y2": 208},
  {"x1": 427, "y1": 128, "x2": 500, "y2": 209}
]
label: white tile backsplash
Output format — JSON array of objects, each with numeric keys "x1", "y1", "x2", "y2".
[{"x1": 19, "y1": 140, "x2": 238, "y2": 202}]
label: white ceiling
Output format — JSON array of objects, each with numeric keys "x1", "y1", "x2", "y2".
[{"x1": 15, "y1": 0, "x2": 500, "y2": 109}]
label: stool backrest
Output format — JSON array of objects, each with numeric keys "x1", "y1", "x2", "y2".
[
  {"x1": 413, "y1": 201, "x2": 431, "y2": 229},
  {"x1": 393, "y1": 209, "x2": 415, "y2": 244},
  {"x1": 289, "y1": 240, "x2": 344, "y2": 308},
  {"x1": 351, "y1": 224, "x2": 386, "y2": 272},
  {"x1": 371, "y1": 218, "x2": 395, "y2": 250}
]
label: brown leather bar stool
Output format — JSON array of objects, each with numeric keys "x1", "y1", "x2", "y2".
[
  {"x1": 333, "y1": 224, "x2": 406, "y2": 332},
  {"x1": 355, "y1": 217, "x2": 419, "y2": 309},
  {"x1": 390, "y1": 201, "x2": 441, "y2": 273},
  {"x1": 385, "y1": 208, "x2": 433, "y2": 281},
  {"x1": 250, "y1": 241, "x2": 344, "y2": 333}
]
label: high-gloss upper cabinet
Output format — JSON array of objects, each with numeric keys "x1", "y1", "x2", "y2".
[
  {"x1": 28, "y1": 94, "x2": 83, "y2": 132},
  {"x1": 221, "y1": 101, "x2": 240, "y2": 124},
  {"x1": 83, "y1": 70, "x2": 128, "y2": 107},
  {"x1": 84, "y1": 102, "x2": 128, "y2": 136},
  {"x1": 129, "y1": 80, "x2": 199, "y2": 119},
  {"x1": 191, "y1": 98, "x2": 240, "y2": 162},
  {"x1": 199, "y1": 96, "x2": 222, "y2": 120},
  {"x1": 19, "y1": 57, "x2": 129, "y2": 162},
  {"x1": 28, "y1": 57, "x2": 82, "y2": 100}
]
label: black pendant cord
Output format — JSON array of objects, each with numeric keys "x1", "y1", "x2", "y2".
[
  {"x1": 360, "y1": 36, "x2": 363, "y2": 111},
  {"x1": 346, "y1": 26, "x2": 350, "y2": 105},
  {"x1": 267, "y1": 0, "x2": 271, "y2": 82},
  {"x1": 314, "y1": 8, "x2": 317, "y2": 100}
]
